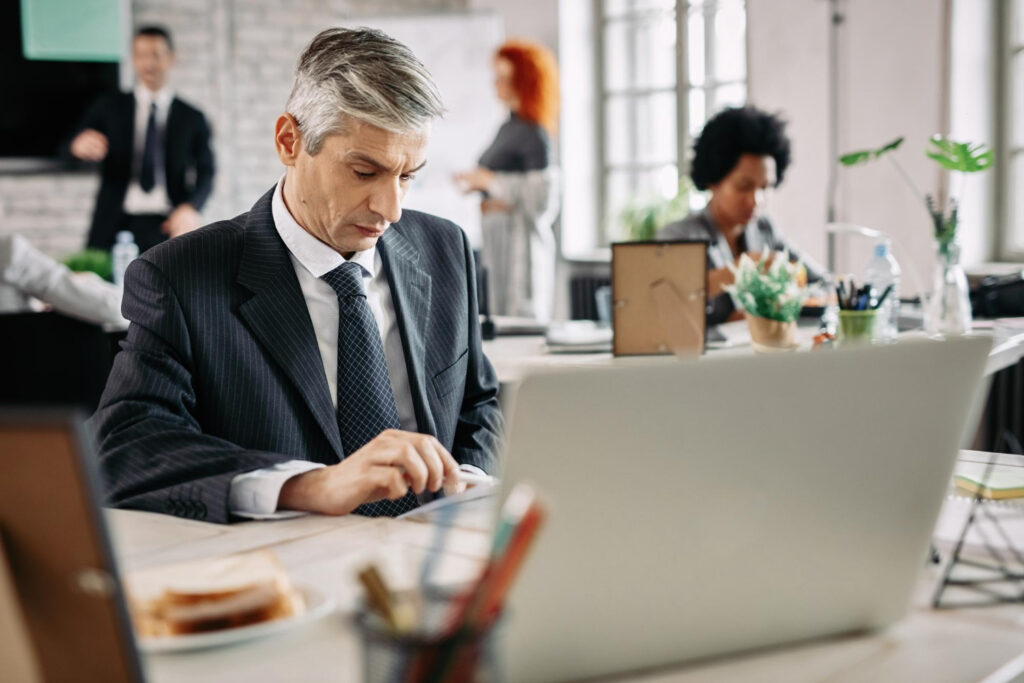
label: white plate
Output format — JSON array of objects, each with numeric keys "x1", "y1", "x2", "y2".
[{"x1": 138, "y1": 585, "x2": 335, "y2": 654}]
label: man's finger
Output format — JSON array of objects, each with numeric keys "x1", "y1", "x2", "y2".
[
  {"x1": 435, "y1": 438, "x2": 459, "y2": 480},
  {"x1": 366, "y1": 466, "x2": 408, "y2": 502},
  {"x1": 394, "y1": 442, "x2": 428, "y2": 494},
  {"x1": 382, "y1": 466, "x2": 409, "y2": 500},
  {"x1": 413, "y1": 436, "x2": 446, "y2": 492}
]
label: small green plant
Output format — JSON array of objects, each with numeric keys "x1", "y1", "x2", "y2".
[
  {"x1": 618, "y1": 177, "x2": 692, "y2": 241},
  {"x1": 724, "y1": 250, "x2": 807, "y2": 323},
  {"x1": 839, "y1": 135, "x2": 994, "y2": 259},
  {"x1": 63, "y1": 248, "x2": 113, "y2": 281}
]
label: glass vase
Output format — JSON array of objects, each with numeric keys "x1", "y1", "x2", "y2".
[{"x1": 924, "y1": 242, "x2": 972, "y2": 336}]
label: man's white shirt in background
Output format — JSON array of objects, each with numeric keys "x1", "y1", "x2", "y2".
[{"x1": 122, "y1": 84, "x2": 174, "y2": 215}]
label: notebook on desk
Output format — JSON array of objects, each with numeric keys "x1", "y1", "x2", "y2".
[{"x1": 498, "y1": 336, "x2": 992, "y2": 682}]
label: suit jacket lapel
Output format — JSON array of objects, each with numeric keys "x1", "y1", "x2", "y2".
[
  {"x1": 236, "y1": 189, "x2": 344, "y2": 461},
  {"x1": 116, "y1": 93, "x2": 136, "y2": 159},
  {"x1": 164, "y1": 98, "x2": 182, "y2": 173},
  {"x1": 379, "y1": 224, "x2": 436, "y2": 437}
]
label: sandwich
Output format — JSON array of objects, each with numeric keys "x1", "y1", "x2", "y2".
[{"x1": 126, "y1": 550, "x2": 305, "y2": 637}]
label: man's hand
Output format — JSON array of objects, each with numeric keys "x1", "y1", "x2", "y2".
[
  {"x1": 70, "y1": 129, "x2": 109, "y2": 162},
  {"x1": 162, "y1": 204, "x2": 203, "y2": 238},
  {"x1": 277, "y1": 430, "x2": 460, "y2": 516}
]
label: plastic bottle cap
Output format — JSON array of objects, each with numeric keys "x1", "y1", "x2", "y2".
[
  {"x1": 116, "y1": 231, "x2": 134, "y2": 244},
  {"x1": 874, "y1": 242, "x2": 889, "y2": 258}
]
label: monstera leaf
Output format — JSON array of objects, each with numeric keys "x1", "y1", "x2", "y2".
[{"x1": 926, "y1": 136, "x2": 994, "y2": 173}]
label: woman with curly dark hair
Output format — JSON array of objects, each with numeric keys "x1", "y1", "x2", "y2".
[
  {"x1": 454, "y1": 40, "x2": 560, "y2": 322},
  {"x1": 658, "y1": 106, "x2": 824, "y2": 325}
]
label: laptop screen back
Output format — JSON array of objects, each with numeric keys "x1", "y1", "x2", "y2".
[{"x1": 499, "y1": 336, "x2": 992, "y2": 682}]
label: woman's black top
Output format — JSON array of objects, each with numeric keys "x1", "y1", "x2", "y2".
[{"x1": 478, "y1": 113, "x2": 550, "y2": 172}]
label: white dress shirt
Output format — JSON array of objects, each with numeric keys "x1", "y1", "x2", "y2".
[
  {"x1": 229, "y1": 178, "x2": 418, "y2": 518},
  {"x1": 122, "y1": 84, "x2": 174, "y2": 215}
]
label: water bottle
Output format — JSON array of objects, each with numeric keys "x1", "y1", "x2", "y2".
[
  {"x1": 111, "y1": 230, "x2": 139, "y2": 286},
  {"x1": 863, "y1": 240, "x2": 901, "y2": 341}
]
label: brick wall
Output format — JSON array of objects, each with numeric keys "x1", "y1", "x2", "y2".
[{"x1": 0, "y1": 0, "x2": 469, "y2": 259}]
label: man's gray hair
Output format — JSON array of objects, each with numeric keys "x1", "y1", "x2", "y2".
[{"x1": 286, "y1": 27, "x2": 445, "y2": 155}]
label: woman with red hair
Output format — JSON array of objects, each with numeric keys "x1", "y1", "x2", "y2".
[{"x1": 455, "y1": 40, "x2": 560, "y2": 322}]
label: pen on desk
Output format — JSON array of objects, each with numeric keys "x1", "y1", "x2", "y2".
[
  {"x1": 424, "y1": 485, "x2": 546, "y2": 682},
  {"x1": 357, "y1": 565, "x2": 416, "y2": 632}
]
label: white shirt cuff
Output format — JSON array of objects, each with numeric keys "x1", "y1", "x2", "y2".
[{"x1": 230, "y1": 461, "x2": 325, "y2": 519}]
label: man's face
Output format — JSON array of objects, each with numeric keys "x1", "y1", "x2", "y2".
[
  {"x1": 278, "y1": 118, "x2": 429, "y2": 257},
  {"x1": 709, "y1": 154, "x2": 776, "y2": 229},
  {"x1": 132, "y1": 35, "x2": 174, "y2": 92}
]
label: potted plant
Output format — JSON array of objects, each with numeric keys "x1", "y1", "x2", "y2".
[
  {"x1": 63, "y1": 248, "x2": 113, "y2": 281},
  {"x1": 725, "y1": 250, "x2": 808, "y2": 351},
  {"x1": 618, "y1": 177, "x2": 693, "y2": 242},
  {"x1": 838, "y1": 135, "x2": 994, "y2": 335}
]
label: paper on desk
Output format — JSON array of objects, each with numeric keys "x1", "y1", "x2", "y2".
[
  {"x1": 398, "y1": 481, "x2": 498, "y2": 520},
  {"x1": 932, "y1": 494, "x2": 1024, "y2": 557},
  {"x1": 706, "y1": 320, "x2": 752, "y2": 349}
]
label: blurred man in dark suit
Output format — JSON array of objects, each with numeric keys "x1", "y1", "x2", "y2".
[
  {"x1": 91, "y1": 28, "x2": 502, "y2": 523},
  {"x1": 70, "y1": 26, "x2": 214, "y2": 252}
]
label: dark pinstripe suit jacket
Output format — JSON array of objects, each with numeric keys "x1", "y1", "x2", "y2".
[{"x1": 90, "y1": 188, "x2": 503, "y2": 523}]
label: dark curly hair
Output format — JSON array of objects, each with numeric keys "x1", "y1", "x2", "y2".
[{"x1": 689, "y1": 106, "x2": 791, "y2": 191}]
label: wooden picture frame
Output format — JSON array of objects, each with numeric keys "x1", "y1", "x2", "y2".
[
  {"x1": 0, "y1": 410, "x2": 143, "y2": 683},
  {"x1": 611, "y1": 240, "x2": 708, "y2": 357}
]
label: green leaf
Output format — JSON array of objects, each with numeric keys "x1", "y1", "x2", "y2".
[
  {"x1": 927, "y1": 135, "x2": 957, "y2": 155},
  {"x1": 838, "y1": 136, "x2": 904, "y2": 167},
  {"x1": 877, "y1": 137, "x2": 905, "y2": 154},
  {"x1": 726, "y1": 250, "x2": 807, "y2": 322},
  {"x1": 63, "y1": 248, "x2": 112, "y2": 281},
  {"x1": 839, "y1": 150, "x2": 872, "y2": 166},
  {"x1": 619, "y1": 176, "x2": 694, "y2": 241},
  {"x1": 926, "y1": 150, "x2": 962, "y2": 171},
  {"x1": 926, "y1": 136, "x2": 994, "y2": 174}
]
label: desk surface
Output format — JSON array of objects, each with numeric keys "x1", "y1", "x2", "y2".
[
  {"x1": 109, "y1": 453, "x2": 1024, "y2": 683},
  {"x1": 483, "y1": 322, "x2": 1024, "y2": 385}
]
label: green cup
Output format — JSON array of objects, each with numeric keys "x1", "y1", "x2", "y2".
[{"x1": 838, "y1": 309, "x2": 880, "y2": 344}]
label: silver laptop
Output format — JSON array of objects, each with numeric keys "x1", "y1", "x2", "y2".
[{"x1": 498, "y1": 336, "x2": 992, "y2": 682}]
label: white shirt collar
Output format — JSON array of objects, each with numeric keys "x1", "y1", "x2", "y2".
[
  {"x1": 271, "y1": 176, "x2": 378, "y2": 279},
  {"x1": 134, "y1": 84, "x2": 174, "y2": 110}
]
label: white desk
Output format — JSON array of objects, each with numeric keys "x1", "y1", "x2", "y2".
[
  {"x1": 109, "y1": 454, "x2": 1024, "y2": 683},
  {"x1": 483, "y1": 324, "x2": 1024, "y2": 385}
]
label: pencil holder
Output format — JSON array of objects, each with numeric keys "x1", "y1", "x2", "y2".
[
  {"x1": 837, "y1": 309, "x2": 879, "y2": 345},
  {"x1": 355, "y1": 587, "x2": 503, "y2": 683}
]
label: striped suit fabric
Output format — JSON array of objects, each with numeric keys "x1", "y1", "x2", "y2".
[{"x1": 90, "y1": 187, "x2": 503, "y2": 523}]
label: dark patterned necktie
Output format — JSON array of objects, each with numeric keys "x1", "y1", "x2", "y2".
[
  {"x1": 140, "y1": 102, "x2": 158, "y2": 192},
  {"x1": 321, "y1": 261, "x2": 418, "y2": 517}
]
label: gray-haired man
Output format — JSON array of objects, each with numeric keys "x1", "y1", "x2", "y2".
[{"x1": 91, "y1": 28, "x2": 503, "y2": 523}]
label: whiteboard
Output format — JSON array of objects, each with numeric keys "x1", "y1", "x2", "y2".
[{"x1": 352, "y1": 12, "x2": 507, "y2": 247}]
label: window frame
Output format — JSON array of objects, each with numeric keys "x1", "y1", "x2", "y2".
[
  {"x1": 593, "y1": 0, "x2": 748, "y2": 246},
  {"x1": 997, "y1": 0, "x2": 1024, "y2": 259}
]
